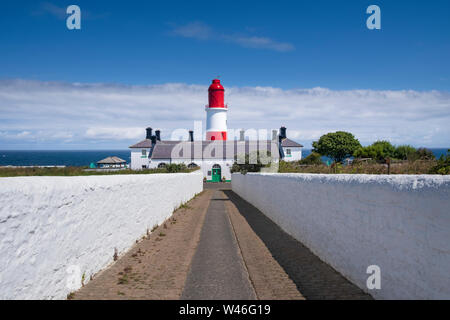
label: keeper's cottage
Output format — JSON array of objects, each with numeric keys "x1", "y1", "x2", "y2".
[{"x1": 129, "y1": 79, "x2": 303, "y2": 181}]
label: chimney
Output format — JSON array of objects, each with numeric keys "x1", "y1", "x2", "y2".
[
  {"x1": 279, "y1": 126, "x2": 287, "y2": 139},
  {"x1": 189, "y1": 130, "x2": 194, "y2": 142},
  {"x1": 146, "y1": 127, "x2": 152, "y2": 139},
  {"x1": 239, "y1": 130, "x2": 245, "y2": 141},
  {"x1": 272, "y1": 129, "x2": 278, "y2": 141},
  {"x1": 150, "y1": 136, "x2": 157, "y2": 145},
  {"x1": 155, "y1": 130, "x2": 161, "y2": 141}
]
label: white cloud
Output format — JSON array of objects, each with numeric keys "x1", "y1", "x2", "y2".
[
  {"x1": 85, "y1": 127, "x2": 144, "y2": 140},
  {"x1": 170, "y1": 22, "x2": 294, "y2": 52},
  {"x1": 171, "y1": 21, "x2": 213, "y2": 40},
  {"x1": 0, "y1": 79, "x2": 449, "y2": 149},
  {"x1": 225, "y1": 35, "x2": 294, "y2": 52}
]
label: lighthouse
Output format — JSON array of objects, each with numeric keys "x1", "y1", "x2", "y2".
[{"x1": 206, "y1": 79, "x2": 228, "y2": 140}]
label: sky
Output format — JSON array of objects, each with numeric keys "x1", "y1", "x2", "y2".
[{"x1": 0, "y1": 0, "x2": 449, "y2": 149}]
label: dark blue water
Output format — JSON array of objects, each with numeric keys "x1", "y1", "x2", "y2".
[
  {"x1": 0, "y1": 148, "x2": 447, "y2": 167},
  {"x1": 0, "y1": 150, "x2": 131, "y2": 167}
]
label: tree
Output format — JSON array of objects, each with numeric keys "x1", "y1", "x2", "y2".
[
  {"x1": 312, "y1": 131, "x2": 361, "y2": 163},
  {"x1": 394, "y1": 145, "x2": 416, "y2": 160},
  {"x1": 353, "y1": 140, "x2": 396, "y2": 162}
]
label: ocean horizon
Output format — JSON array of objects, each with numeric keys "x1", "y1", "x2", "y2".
[{"x1": 0, "y1": 148, "x2": 448, "y2": 167}]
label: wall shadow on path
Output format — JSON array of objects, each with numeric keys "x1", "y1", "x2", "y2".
[{"x1": 223, "y1": 190, "x2": 372, "y2": 300}]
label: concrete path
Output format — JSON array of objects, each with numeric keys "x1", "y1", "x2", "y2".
[{"x1": 181, "y1": 190, "x2": 256, "y2": 300}]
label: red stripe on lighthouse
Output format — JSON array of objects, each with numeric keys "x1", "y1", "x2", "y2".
[{"x1": 206, "y1": 131, "x2": 227, "y2": 141}]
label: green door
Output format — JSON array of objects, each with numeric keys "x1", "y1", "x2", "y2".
[{"x1": 212, "y1": 167, "x2": 221, "y2": 182}]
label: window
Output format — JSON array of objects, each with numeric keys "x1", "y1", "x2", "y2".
[
  {"x1": 212, "y1": 164, "x2": 221, "y2": 169},
  {"x1": 286, "y1": 149, "x2": 291, "y2": 155},
  {"x1": 142, "y1": 149, "x2": 147, "y2": 157},
  {"x1": 142, "y1": 165, "x2": 147, "y2": 169},
  {"x1": 158, "y1": 162, "x2": 167, "y2": 168},
  {"x1": 188, "y1": 163, "x2": 198, "y2": 169}
]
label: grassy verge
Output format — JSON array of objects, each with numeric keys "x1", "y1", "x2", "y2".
[
  {"x1": 278, "y1": 160, "x2": 440, "y2": 175},
  {"x1": 0, "y1": 165, "x2": 199, "y2": 177}
]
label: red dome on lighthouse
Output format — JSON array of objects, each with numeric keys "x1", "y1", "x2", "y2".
[{"x1": 208, "y1": 79, "x2": 225, "y2": 108}]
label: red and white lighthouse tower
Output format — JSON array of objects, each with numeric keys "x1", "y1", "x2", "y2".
[{"x1": 206, "y1": 79, "x2": 227, "y2": 140}]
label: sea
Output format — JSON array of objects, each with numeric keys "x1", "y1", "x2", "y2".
[{"x1": 0, "y1": 149, "x2": 448, "y2": 167}]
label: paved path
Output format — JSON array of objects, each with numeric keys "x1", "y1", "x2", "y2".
[
  {"x1": 181, "y1": 190, "x2": 256, "y2": 300},
  {"x1": 224, "y1": 189, "x2": 371, "y2": 300},
  {"x1": 73, "y1": 182, "x2": 371, "y2": 300}
]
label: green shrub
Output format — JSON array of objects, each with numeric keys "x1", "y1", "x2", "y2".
[
  {"x1": 395, "y1": 145, "x2": 416, "y2": 160},
  {"x1": 298, "y1": 152, "x2": 322, "y2": 165},
  {"x1": 429, "y1": 150, "x2": 450, "y2": 175},
  {"x1": 231, "y1": 151, "x2": 272, "y2": 174},
  {"x1": 354, "y1": 140, "x2": 396, "y2": 163},
  {"x1": 408, "y1": 148, "x2": 436, "y2": 162}
]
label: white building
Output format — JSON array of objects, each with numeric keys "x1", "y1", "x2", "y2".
[
  {"x1": 129, "y1": 79, "x2": 303, "y2": 181},
  {"x1": 129, "y1": 127, "x2": 302, "y2": 181}
]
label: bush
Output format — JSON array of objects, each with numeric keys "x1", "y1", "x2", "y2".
[
  {"x1": 353, "y1": 140, "x2": 396, "y2": 163},
  {"x1": 164, "y1": 163, "x2": 188, "y2": 173},
  {"x1": 231, "y1": 151, "x2": 272, "y2": 174},
  {"x1": 394, "y1": 145, "x2": 416, "y2": 160},
  {"x1": 298, "y1": 152, "x2": 322, "y2": 165},
  {"x1": 408, "y1": 148, "x2": 436, "y2": 161},
  {"x1": 429, "y1": 150, "x2": 450, "y2": 175}
]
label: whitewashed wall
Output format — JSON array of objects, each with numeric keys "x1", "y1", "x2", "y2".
[
  {"x1": 0, "y1": 171, "x2": 203, "y2": 299},
  {"x1": 232, "y1": 173, "x2": 450, "y2": 299}
]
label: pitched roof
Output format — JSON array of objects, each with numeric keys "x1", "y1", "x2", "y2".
[
  {"x1": 150, "y1": 140, "x2": 280, "y2": 160},
  {"x1": 281, "y1": 138, "x2": 303, "y2": 147},
  {"x1": 129, "y1": 139, "x2": 153, "y2": 148},
  {"x1": 97, "y1": 156, "x2": 127, "y2": 164}
]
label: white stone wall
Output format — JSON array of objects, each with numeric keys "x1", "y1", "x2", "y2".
[
  {"x1": 232, "y1": 173, "x2": 450, "y2": 299},
  {"x1": 0, "y1": 171, "x2": 203, "y2": 299}
]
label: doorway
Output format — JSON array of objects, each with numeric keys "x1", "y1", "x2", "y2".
[{"x1": 212, "y1": 164, "x2": 221, "y2": 182}]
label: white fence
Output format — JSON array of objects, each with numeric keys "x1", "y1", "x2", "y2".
[
  {"x1": 232, "y1": 173, "x2": 450, "y2": 299},
  {"x1": 0, "y1": 171, "x2": 203, "y2": 299}
]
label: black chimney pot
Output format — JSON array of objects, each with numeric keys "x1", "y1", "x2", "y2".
[
  {"x1": 240, "y1": 130, "x2": 245, "y2": 141},
  {"x1": 155, "y1": 130, "x2": 161, "y2": 141},
  {"x1": 150, "y1": 136, "x2": 157, "y2": 145},
  {"x1": 279, "y1": 126, "x2": 287, "y2": 139},
  {"x1": 189, "y1": 130, "x2": 194, "y2": 142},
  {"x1": 146, "y1": 127, "x2": 152, "y2": 139}
]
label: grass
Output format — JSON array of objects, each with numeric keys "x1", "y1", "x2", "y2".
[
  {"x1": 0, "y1": 166, "x2": 199, "y2": 177},
  {"x1": 278, "y1": 160, "x2": 440, "y2": 175},
  {"x1": 178, "y1": 202, "x2": 192, "y2": 210}
]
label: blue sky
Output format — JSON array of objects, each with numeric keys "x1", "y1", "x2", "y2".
[{"x1": 0, "y1": 0, "x2": 449, "y2": 149}]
